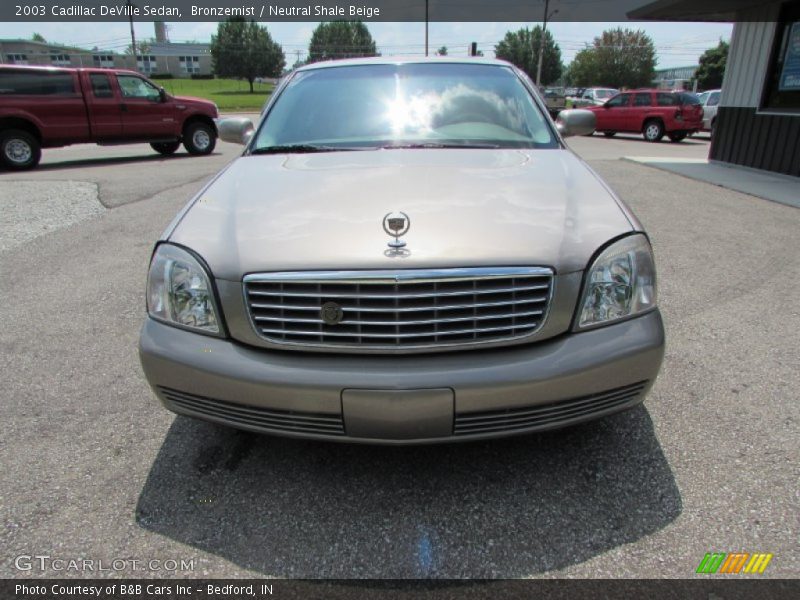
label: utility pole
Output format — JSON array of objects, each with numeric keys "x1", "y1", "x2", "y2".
[
  {"x1": 127, "y1": 0, "x2": 137, "y2": 70},
  {"x1": 425, "y1": 0, "x2": 429, "y2": 57},
  {"x1": 535, "y1": 0, "x2": 558, "y2": 87}
]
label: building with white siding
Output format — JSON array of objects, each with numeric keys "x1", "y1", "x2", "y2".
[
  {"x1": 0, "y1": 34, "x2": 212, "y2": 78},
  {"x1": 632, "y1": 0, "x2": 800, "y2": 177},
  {"x1": 653, "y1": 65, "x2": 698, "y2": 91}
]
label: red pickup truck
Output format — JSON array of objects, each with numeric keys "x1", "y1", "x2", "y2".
[
  {"x1": 585, "y1": 89, "x2": 704, "y2": 142},
  {"x1": 0, "y1": 65, "x2": 218, "y2": 169}
]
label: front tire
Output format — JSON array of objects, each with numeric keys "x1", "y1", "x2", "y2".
[
  {"x1": 151, "y1": 141, "x2": 181, "y2": 155},
  {"x1": 0, "y1": 129, "x2": 41, "y2": 170},
  {"x1": 183, "y1": 122, "x2": 216, "y2": 155},
  {"x1": 643, "y1": 120, "x2": 664, "y2": 143}
]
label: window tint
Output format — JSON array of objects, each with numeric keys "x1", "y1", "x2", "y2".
[
  {"x1": 0, "y1": 70, "x2": 75, "y2": 95},
  {"x1": 117, "y1": 75, "x2": 160, "y2": 100},
  {"x1": 605, "y1": 94, "x2": 628, "y2": 107},
  {"x1": 634, "y1": 92, "x2": 652, "y2": 106},
  {"x1": 656, "y1": 93, "x2": 678, "y2": 106},
  {"x1": 90, "y1": 73, "x2": 113, "y2": 98},
  {"x1": 708, "y1": 91, "x2": 720, "y2": 106}
]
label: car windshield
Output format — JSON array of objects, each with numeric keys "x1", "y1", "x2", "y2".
[
  {"x1": 596, "y1": 89, "x2": 617, "y2": 99},
  {"x1": 697, "y1": 91, "x2": 710, "y2": 104},
  {"x1": 253, "y1": 63, "x2": 557, "y2": 151}
]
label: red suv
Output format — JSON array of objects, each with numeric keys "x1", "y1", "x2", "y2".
[{"x1": 586, "y1": 89, "x2": 703, "y2": 142}]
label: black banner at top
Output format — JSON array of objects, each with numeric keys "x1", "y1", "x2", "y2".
[{"x1": 1, "y1": 0, "x2": 740, "y2": 23}]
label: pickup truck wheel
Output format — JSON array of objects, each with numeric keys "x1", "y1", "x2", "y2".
[
  {"x1": 603, "y1": 132, "x2": 616, "y2": 138},
  {"x1": 1, "y1": 129, "x2": 41, "y2": 170},
  {"x1": 643, "y1": 120, "x2": 664, "y2": 142},
  {"x1": 151, "y1": 141, "x2": 181, "y2": 155},
  {"x1": 183, "y1": 122, "x2": 216, "y2": 155}
]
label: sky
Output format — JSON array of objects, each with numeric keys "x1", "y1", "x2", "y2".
[{"x1": 0, "y1": 21, "x2": 733, "y2": 69}]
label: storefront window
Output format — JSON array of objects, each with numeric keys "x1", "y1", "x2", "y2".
[{"x1": 762, "y1": 3, "x2": 800, "y2": 111}]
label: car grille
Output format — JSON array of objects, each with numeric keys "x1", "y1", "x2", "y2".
[
  {"x1": 158, "y1": 387, "x2": 346, "y2": 436},
  {"x1": 243, "y1": 267, "x2": 553, "y2": 352},
  {"x1": 453, "y1": 381, "x2": 648, "y2": 436}
]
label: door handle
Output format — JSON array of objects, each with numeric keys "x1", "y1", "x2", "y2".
[{"x1": 120, "y1": 103, "x2": 128, "y2": 112}]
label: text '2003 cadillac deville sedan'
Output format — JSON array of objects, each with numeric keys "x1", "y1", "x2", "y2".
[{"x1": 138, "y1": 58, "x2": 665, "y2": 444}]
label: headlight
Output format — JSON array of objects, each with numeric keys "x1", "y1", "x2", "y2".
[
  {"x1": 146, "y1": 244, "x2": 221, "y2": 336},
  {"x1": 577, "y1": 234, "x2": 657, "y2": 329}
]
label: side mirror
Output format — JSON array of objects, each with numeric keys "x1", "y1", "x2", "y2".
[
  {"x1": 158, "y1": 87, "x2": 167, "y2": 102},
  {"x1": 217, "y1": 117, "x2": 255, "y2": 145},
  {"x1": 556, "y1": 109, "x2": 596, "y2": 138}
]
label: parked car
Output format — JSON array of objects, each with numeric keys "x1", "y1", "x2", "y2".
[
  {"x1": 565, "y1": 88, "x2": 583, "y2": 108},
  {"x1": 0, "y1": 65, "x2": 218, "y2": 169},
  {"x1": 570, "y1": 87, "x2": 619, "y2": 108},
  {"x1": 543, "y1": 87, "x2": 567, "y2": 118},
  {"x1": 697, "y1": 89, "x2": 721, "y2": 137},
  {"x1": 139, "y1": 57, "x2": 664, "y2": 444},
  {"x1": 586, "y1": 89, "x2": 704, "y2": 142}
]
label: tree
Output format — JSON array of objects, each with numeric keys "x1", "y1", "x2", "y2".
[
  {"x1": 694, "y1": 40, "x2": 728, "y2": 90},
  {"x1": 560, "y1": 62, "x2": 572, "y2": 86},
  {"x1": 211, "y1": 18, "x2": 285, "y2": 92},
  {"x1": 307, "y1": 21, "x2": 377, "y2": 63},
  {"x1": 437, "y1": 46, "x2": 448, "y2": 56},
  {"x1": 31, "y1": 33, "x2": 45, "y2": 43},
  {"x1": 494, "y1": 26, "x2": 562, "y2": 86},
  {"x1": 567, "y1": 28, "x2": 656, "y2": 89},
  {"x1": 125, "y1": 40, "x2": 152, "y2": 55}
]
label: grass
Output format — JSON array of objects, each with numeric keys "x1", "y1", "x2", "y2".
[{"x1": 158, "y1": 78, "x2": 274, "y2": 112}]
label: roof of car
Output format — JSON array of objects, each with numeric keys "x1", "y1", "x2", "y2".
[
  {"x1": 294, "y1": 56, "x2": 514, "y2": 72},
  {"x1": 0, "y1": 64, "x2": 140, "y2": 77}
]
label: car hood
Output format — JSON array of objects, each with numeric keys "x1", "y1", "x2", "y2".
[
  {"x1": 169, "y1": 149, "x2": 634, "y2": 280},
  {"x1": 174, "y1": 95, "x2": 217, "y2": 112}
]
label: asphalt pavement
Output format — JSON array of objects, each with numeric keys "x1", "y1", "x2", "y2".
[{"x1": 1, "y1": 132, "x2": 797, "y2": 578}]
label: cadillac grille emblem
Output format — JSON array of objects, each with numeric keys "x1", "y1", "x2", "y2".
[
  {"x1": 382, "y1": 211, "x2": 411, "y2": 249},
  {"x1": 320, "y1": 301, "x2": 344, "y2": 325}
]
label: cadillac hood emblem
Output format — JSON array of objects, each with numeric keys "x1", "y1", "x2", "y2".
[{"x1": 382, "y1": 211, "x2": 411, "y2": 249}]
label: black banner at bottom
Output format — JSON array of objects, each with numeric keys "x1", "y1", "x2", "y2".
[{"x1": 3, "y1": 579, "x2": 800, "y2": 600}]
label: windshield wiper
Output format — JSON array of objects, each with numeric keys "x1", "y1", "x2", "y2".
[
  {"x1": 380, "y1": 142, "x2": 501, "y2": 150},
  {"x1": 250, "y1": 144, "x2": 366, "y2": 155}
]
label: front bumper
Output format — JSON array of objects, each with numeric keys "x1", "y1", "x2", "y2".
[{"x1": 139, "y1": 310, "x2": 665, "y2": 444}]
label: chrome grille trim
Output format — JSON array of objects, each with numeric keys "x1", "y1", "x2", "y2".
[
  {"x1": 243, "y1": 267, "x2": 554, "y2": 353},
  {"x1": 249, "y1": 296, "x2": 549, "y2": 312},
  {"x1": 453, "y1": 381, "x2": 648, "y2": 435},
  {"x1": 247, "y1": 284, "x2": 549, "y2": 299}
]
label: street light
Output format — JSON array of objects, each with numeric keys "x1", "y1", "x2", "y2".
[{"x1": 535, "y1": 0, "x2": 559, "y2": 87}]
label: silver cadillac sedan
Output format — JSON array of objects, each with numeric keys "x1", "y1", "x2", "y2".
[{"x1": 139, "y1": 57, "x2": 664, "y2": 444}]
